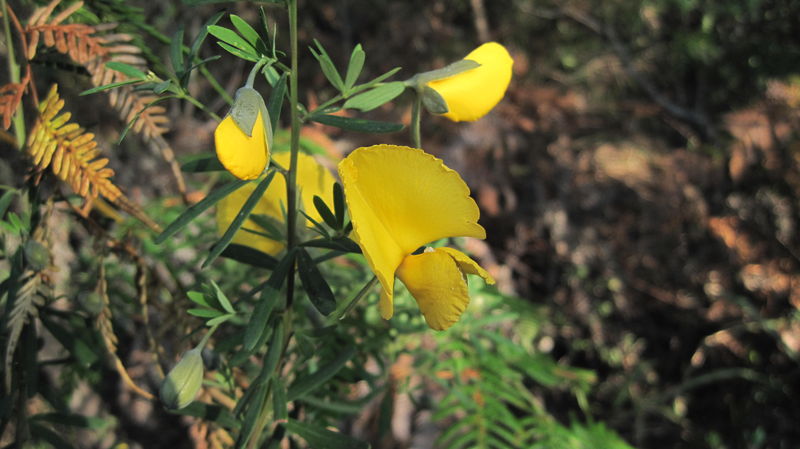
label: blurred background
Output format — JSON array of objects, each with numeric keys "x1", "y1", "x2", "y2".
[{"x1": 4, "y1": 0, "x2": 800, "y2": 448}]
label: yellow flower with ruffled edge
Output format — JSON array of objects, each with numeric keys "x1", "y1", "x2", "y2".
[
  {"x1": 214, "y1": 87, "x2": 272, "y2": 180},
  {"x1": 216, "y1": 152, "x2": 336, "y2": 255},
  {"x1": 338, "y1": 144, "x2": 495, "y2": 330},
  {"x1": 427, "y1": 42, "x2": 513, "y2": 122}
]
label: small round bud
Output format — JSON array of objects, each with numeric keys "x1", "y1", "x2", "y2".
[{"x1": 24, "y1": 240, "x2": 50, "y2": 271}]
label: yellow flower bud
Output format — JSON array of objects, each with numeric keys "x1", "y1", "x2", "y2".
[
  {"x1": 214, "y1": 87, "x2": 272, "y2": 180},
  {"x1": 427, "y1": 42, "x2": 513, "y2": 122},
  {"x1": 160, "y1": 348, "x2": 204, "y2": 410}
]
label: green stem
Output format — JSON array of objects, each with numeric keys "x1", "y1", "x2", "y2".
[
  {"x1": 180, "y1": 91, "x2": 221, "y2": 121},
  {"x1": 411, "y1": 91, "x2": 422, "y2": 148},
  {"x1": 1, "y1": 0, "x2": 24, "y2": 148},
  {"x1": 194, "y1": 323, "x2": 219, "y2": 351},
  {"x1": 325, "y1": 276, "x2": 378, "y2": 325},
  {"x1": 246, "y1": 58, "x2": 269, "y2": 88},
  {"x1": 286, "y1": 0, "x2": 300, "y2": 310}
]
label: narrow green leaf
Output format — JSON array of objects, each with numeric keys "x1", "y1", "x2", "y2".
[
  {"x1": 209, "y1": 280, "x2": 235, "y2": 314},
  {"x1": 310, "y1": 114, "x2": 403, "y2": 133},
  {"x1": 217, "y1": 41, "x2": 259, "y2": 62},
  {"x1": 267, "y1": 73, "x2": 288, "y2": 131},
  {"x1": 272, "y1": 378, "x2": 287, "y2": 421},
  {"x1": 105, "y1": 61, "x2": 147, "y2": 79},
  {"x1": 31, "y1": 413, "x2": 107, "y2": 430},
  {"x1": 170, "y1": 27, "x2": 185, "y2": 75},
  {"x1": 333, "y1": 182, "x2": 345, "y2": 229},
  {"x1": 0, "y1": 190, "x2": 15, "y2": 218},
  {"x1": 180, "y1": 154, "x2": 225, "y2": 172},
  {"x1": 79, "y1": 79, "x2": 142, "y2": 96},
  {"x1": 300, "y1": 237, "x2": 361, "y2": 254},
  {"x1": 343, "y1": 81, "x2": 406, "y2": 112},
  {"x1": 313, "y1": 195, "x2": 337, "y2": 229},
  {"x1": 203, "y1": 171, "x2": 276, "y2": 268},
  {"x1": 207, "y1": 25, "x2": 257, "y2": 54},
  {"x1": 190, "y1": 11, "x2": 225, "y2": 58},
  {"x1": 284, "y1": 419, "x2": 368, "y2": 449},
  {"x1": 230, "y1": 15, "x2": 260, "y2": 47},
  {"x1": 344, "y1": 44, "x2": 365, "y2": 92},
  {"x1": 287, "y1": 345, "x2": 356, "y2": 401},
  {"x1": 348, "y1": 66, "x2": 402, "y2": 97},
  {"x1": 310, "y1": 39, "x2": 344, "y2": 91},
  {"x1": 29, "y1": 423, "x2": 75, "y2": 449},
  {"x1": 155, "y1": 180, "x2": 248, "y2": 244},
  {"x1": 244, "y1": 252, "x2": 293, "y2": 351},
  {"x1": 187, "y1": 308, "x2": 224, "y2": 318},
  {"x1": 152, "y1": 80, "x2": 173, "y2": 94},
  {"x1": 220, "y1": 243, "x2": 279, "y2": 269},
  {"x1": 206, "y1": 314, "x2": 235, "y2": 327},
  {"x1": 296, "y1": 249, "x2": 336, "y2": 315}
]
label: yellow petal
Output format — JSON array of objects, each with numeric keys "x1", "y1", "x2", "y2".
[
  {"x1": 438, "y1": 247, "x2": 495, "y2": 285},
  {"x1": 396, "y1": 248, "x2": 470, "y2": 331},
  {"x1": 338, "y1": 145, "x2": 486, "y2": 314},
  {"x1": 214, "y1": 111, "x2": 269, "y2": 180},
  {"x1": 427, "y1": 42, "x2": 513, "y2": 122},
  {"x1": 216, "y1": 152, "x2": 335, "y2": 255}
]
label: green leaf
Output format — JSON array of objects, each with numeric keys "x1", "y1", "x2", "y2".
[
  {"x1": 217, "y1": 41, "x2": 259, "y2": 62},
  {"x1": 287, "y1": 345, "x2": 356, "y2": 401},
  {"x1": 220, "y1": 243, "x2": 279, "y2": 269},
  {"x1": 79, "y1": 79, "x2": 142, "y2": 96},
  {"x1": 310, "y1": 39, "x2": 344, "y2": 92},
  {"x1": 203, "y1": 171, "x2": 276, "y2": 268},
  {"x1": 105, "y1": 61, "x2": 147, "y2": 79},
  {"x1": 300, "y1": 237, "x2": 361, "y2": 254},
  {"x1": 187, "y1": 291, "x2": 209, "y2": 307},
  {"x1": 333, "y1": 182, "x2": 345, "y2": 229},
  {"x1": 209, "y1": 280, "x2": 235, "y2": 314},
  {"x1": 207, "y1": 25, "x2": 257, "y2": 54},
  {"x1": 296, "y1": 249, "x2": 336, "y2": 315},
  {"x1": 230, "y1": 15, "x2": 260, "y2": 47},
  {"x1": 29, "y1": 422, "x2": 76, "y2": 449},
  {"x1": 421, "y1": 85, "x2": 449, "y2": 115},
  {"x1": 310, "y1": 114, "x2": 403, "y2": 133},
  {"x1": 267, "y1": 73, "x2": 288, "y2": 131},
  {"x1": 343, "y1": 81, "x2": 406, "y2": 112},
  {"x1": 284, "y1": 419, "x2": 369, "y2": 449},
  {"x1": 187, "y1": 308, "x2": 224, "y2": 318},
  {"x1": 191, "y1": 11, "x2": 225, "y2": 59},
  {"x1": 170, "y1": 27, "x2": 185, "y2": 76},
  {"x1": 155, "y1": 179, "x2": 249, "y2": 244},
  {"x1": 0, "y1": 189, "x2": 16, "y2": 218},
  {"x1": 31, "y1": 413, "x2": 107, "y2": 430},
  {"x1": 206, "y1": 314, "x2": 235, "y2": 327},
  {"x1": 313, "y1": 195, "x2": 337, "y2": 229},
  {"x1": 180, "y1": 154, "x2": 225, "y2": 172},
  {"x1": 414, "y1": 59, "x2": 480, "y2": 85},
  {"x1": 243, "y1": 252, "x2": 293, "y2": 351},
  {"x1": 344, "y1": 44, "x2": 365, "y2": 93},
  {"x1": 272, "y1": 378, "x2": 287, "y2": 421}
]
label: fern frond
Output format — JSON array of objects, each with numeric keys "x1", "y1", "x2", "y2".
[
  {"x1": 96, "y1": 261, "x2": 155, "y2": 400},
  {"x1": 3, "y1": 270, "x2": 47, "y2": 392},
  {"x1": 27, "y1": 84, "x2": 123, "y2": 202},
  {"x1": 25, "y1": 0, "x2": 186, "y2": 196},
  {"x1": 0, "y1": 75, "x2": 29, "y2": 131}
]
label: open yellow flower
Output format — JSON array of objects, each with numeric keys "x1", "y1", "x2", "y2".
[
  {"x1": 214, "y1": 87, "x2": 271, "y2": 180},
  {"x1": 338, "y1": 145, "x2": 495, "y2": 330},
  {"x1": 427, "y1": 42, "x2": 513, "y2": 122},
  {"x1": 216, "y1": 152, "x2": 336, "y2": 255}
]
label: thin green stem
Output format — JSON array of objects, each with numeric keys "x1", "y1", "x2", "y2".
[
  {"x1": 325, "y1": 276, "x2": 378, "y2": 325},
  {"x1": 180, "y1": 91, "x2": 221, "y2": 121},
  {"x1": 286, "y1": 0, "x2": 300, "y2": 311},
  {"x1": 246, "y1": 58, "x2": 269, "y2": 88},
  {"x1": 1, "y1": 0, "x2": 24, "y2": 148},
  {"x1": 411, "y1": 91, "x2": 422, "y2": 148}
]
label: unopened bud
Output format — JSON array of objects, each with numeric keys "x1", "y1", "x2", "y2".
[
  {"x1": 24, "y1": 240, "x2": 49, "y2": 271},
  {"x1": 160, "y1": 348, "x2": 204, "y2": 410}
]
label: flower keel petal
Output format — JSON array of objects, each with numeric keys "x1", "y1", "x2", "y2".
[
  {"x1": 215, "y1": 111, "x2": 269, "y2": 180},
  {"x1": 438, "y1": 247, "x2": 495, "y2": 285},
  {"x1": 397, "y1": 248, "x2": 470, "y2": 331}
]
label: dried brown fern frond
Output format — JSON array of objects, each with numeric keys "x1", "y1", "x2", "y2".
[
  {"x1": 25, "y1": 0, "x2": 186, "y2": 197},
  {"x1": 0, "y1": 70, "x2": 31, "y2": 131},
  {"x1": 26, "y1": 84, "x2": 160, "y2": 231}
]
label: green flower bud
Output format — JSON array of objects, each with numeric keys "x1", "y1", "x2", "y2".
[{"x1": 160, "y1": 348, "x2": 204, "y2": 410}]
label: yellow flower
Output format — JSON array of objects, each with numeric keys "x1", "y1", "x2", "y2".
[
  {"x1": 338, "y1": 145, "x2": 495, "y2": 330},
  {"x1": 427, "y1": 42, "x2": 513, "y2": 122},
  {"x1": 214, "y1": 87, "x2": 271, "y2": 180},
  {"x1": 216, "y1": 152, "x2": 336, "y2": 255}
]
